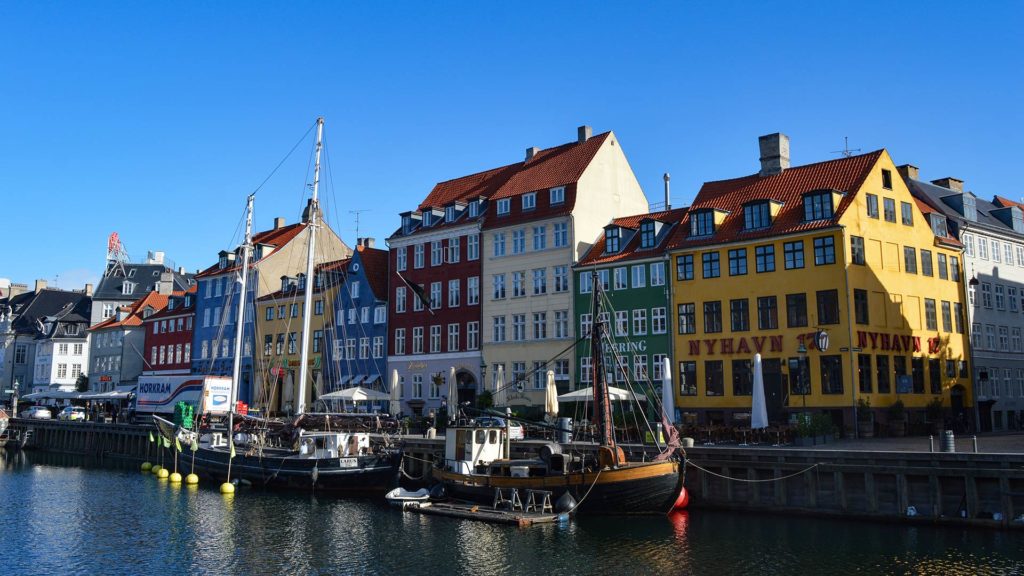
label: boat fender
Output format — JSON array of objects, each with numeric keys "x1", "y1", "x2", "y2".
[
  {"x1": 555, "y1": 491, "x2": 576, "y2": 513},
  {"x1": 428, "y1": 483, "x2": 446, "y2": 500},
  {"x1": 673, "y1": 487, "x2": 689, "y2": 510}
]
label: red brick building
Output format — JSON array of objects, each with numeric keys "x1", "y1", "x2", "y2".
[{"x1": 142, "y1": 286, "x2": 196, "y2": 375}]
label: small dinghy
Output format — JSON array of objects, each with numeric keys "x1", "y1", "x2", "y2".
[{"x1": 385, "y1": 487, "x2": 431, "y2": 509}]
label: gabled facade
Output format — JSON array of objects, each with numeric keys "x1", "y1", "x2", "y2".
[
  {"x1": 325, "y1": 241, "x2": 390, "y2": 404},
  {"x1": 90, "y1": 251, "x2": 192, "y2": 326},
  {"x1": 907, "y1": 169, "x2": 1024, "y2": 431},
  {"x1": 668, "y1": 134, "x2": 971, "y2": 431},
  {"x1": 88, "y1": 290, "x2": 170, "y2": 391},
  {"x1": 481, "y1": 126, "x2": 648, "y2": 409},
  {"x1": 31, "y1": 296, "x2": 92, "y2": 392},
  {"x1": 573, "y1": 208, "x2": 687, "y2": 403},
  {"x1": 141, "y1": 286, "x2": 196, "y2": 376},
  {"x1": 192, "y1": 208, "x2": 350, "y2": 407}
]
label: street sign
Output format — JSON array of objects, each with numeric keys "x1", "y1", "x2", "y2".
[{"x1": 3, "y1": 389, "x2": 14, "y2": 394}]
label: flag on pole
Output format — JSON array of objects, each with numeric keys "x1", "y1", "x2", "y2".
[
  {"x1": 229, "y1": 442, "x2": 236, "y2": 459},
  {"x1": 175, "y1": 438, "x2": 182, "y2": 453},
  {"x1": 162, "y1": 436, "x2": 171, "y2": 449},
  {"x1": 148, "y1": 431, "x2": 155, "y2": 443}
]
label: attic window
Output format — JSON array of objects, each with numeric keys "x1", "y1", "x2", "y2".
[
  {"x1": 65, "y1": 324, "x2": 79, "y2": 336},
  {"x1": 445, "y1": 206, "x2": 456, "y2": 223},
  {"x1": 930, "y1": 214, "x2": 947, "y2": 238},
  {"x1": 640, "y1": 221, "x2": 656, "y2": 248},
  {"x1": 122, "y1": 281, "x2": 136, "y2": 295},
  {"x1": 962, "y1": 194, "x2": 978, "y2": 222},
  {"x1": 743, "y1": 202, "x2": 771, "y2": 230},
  {"x1": 690, "y1": 211, "x2": 714, "y2": 237},
  {"x1": 497, "y1": 198, "x2": 510, "y2": 215},
  {"x1": 803, "y1": 191, "x2": 834, "y2": 221},
  {"x1": 882, "y1": 169, "x2": 893, "y2": 190},
  {"x1": 605, "y1": 228, "x2": 621, "y2": 253},
  {"x1": 423, "y1": 212, "x2": 432, "y2": 227},
  {"x1": 522, "y1": 193, "x2": 536, "y2": 211},
  {"x1": 219, "y1": 255, "x2": 228, "y2": 269},
  {"x1": 469, "y1": 201, "x2": 479, "y2": 218},
  {"x1": 550, "y1": 187, "x2": 565, "y2": 205}
]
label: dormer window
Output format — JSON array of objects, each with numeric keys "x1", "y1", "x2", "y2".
[
  {"x1": 469, "y1": 201, "x2": 479, "y2": 218},
  {"x1": 402, "y1": 215, "x2": 414, "y2": 234},
  {"x1": 497, "y1": 198, "x2": 510, "y2": 215},
  {"x1": 422, "y1": 211, "x2": 432, "y2": 227},
  {"x1": 690, "y1": 211, "x2": 715, "y2": 237},
  {"x1": 167, "y1": 299, "x2": 176, "y2": 311},
  {"x1": 550, "y1": 187, "x2": 565, "y2": 205},
  {"x1": 281, "y1": 276, "x2": 291, "y2": 292},
  {"x1": 122, "y1": 281, "x2": 136, "y2": 295},
  {"x1": 297, "y1": 274, "x2": 306, "y2": 290},
  {"x1": 605, "y1": 228, "x2": 621, "y2": 253},
  {"x1": 640, "y1": 221, "x2": 657, "y2": 248},
  {"x1": 184, "y1": 294, "x2": 192, "y2": 307},
  {"x1": 928, "y1": 214, "x2": 947, "y2": 238},
  {"x1": 142, "y1": 307, "x2": 154, "y2": 319},
  {"x1": 962, "y1": 194, "x2": 977, "y2": 222},
  {"x1": 522, "y1": 193, "x2": 536, "y2": 211},
  {"x1": 445, "y1": 206, "x2": 456, "y2": 222},
  {"x1": 803, "y1": 191, "x2": 834, "y2": 221},
  {"x1": 743, "y1": 202, "x2": 771, "y2": 230},
  {"x1": 65, "y1": 324, "x2": 78, "y2": 336}
]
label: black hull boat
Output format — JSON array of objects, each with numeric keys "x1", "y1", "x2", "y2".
[{"x1": 154, "y1": 415, "x2": 400, "y2": 494}]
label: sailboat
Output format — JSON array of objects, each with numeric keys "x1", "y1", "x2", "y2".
[
  {"x1": 431, "y1": 270, "x2": 686, "y2": 514},
  {"x1": 155, "y1": 118, "x2": 401, "y2": 493}
]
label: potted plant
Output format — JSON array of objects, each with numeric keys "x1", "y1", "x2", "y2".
[
  {"x1": 887, "y1": 399, "x2": 907, "y2": 437},
  {"x1": 926, "y1": 397, "x2": 944, "y2": 434},
  {"x1": 857, "y1": 398, "x2": 874, "y2": 438},
  {"x1": 811, "y1": 413, "x2": 833, "y2": 444},
  {"x1": 794, "y1": 415, "x2": 814, "y2": 447}
]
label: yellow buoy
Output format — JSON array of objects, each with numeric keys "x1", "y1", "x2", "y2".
[
  {"x1": 151, "y1": 465, "x2": 162, "y2": 474},
  {"x1": 157, "y1": 468, "x2": 170, "y2": 479},
  {"x1": 169, "y1": 472, "x2": 182, "y2": 483},
  {"x1": 141, "y1": 462, "x2": 152, "y2": 472},
  {"x1": 219, "y1": 482, "x2": 235, "y2": 494},
  {"x1": 185, "y1": 473, "x2": 199, "y2": 485}
]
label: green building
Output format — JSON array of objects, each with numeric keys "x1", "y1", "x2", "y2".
[{"x1": 573, "y1": 208, "x2": 688, "y2": 396}]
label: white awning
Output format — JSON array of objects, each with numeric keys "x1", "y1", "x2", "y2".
[
  {"x1": 558, "y1": 386, "x2": 646, "y2": 402},
  {"x1": 337, "y1": 375, "x2": 353, "y2": 386},
  {"x1": 349, "y1": 375, "x2": 366, "y2": 385},
  {"x1": 364, "y1": 374, "x2": 381, "y2": 386},
  {"x1": 318, "y1": 386, "x2": 390, "y2": 402}
]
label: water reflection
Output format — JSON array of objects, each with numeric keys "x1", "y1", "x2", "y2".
[{"x1": 1, "y1": 450, "x2": 1021, "y2": 576}]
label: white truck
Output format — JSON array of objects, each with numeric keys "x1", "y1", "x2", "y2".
[{"x1": 132, "y1": 375, "x2": 233, "y2": 422}]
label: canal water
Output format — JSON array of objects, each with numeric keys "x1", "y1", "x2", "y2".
[{"x1": 1, "y1": 451, "x2": 1021, "y2": 575}]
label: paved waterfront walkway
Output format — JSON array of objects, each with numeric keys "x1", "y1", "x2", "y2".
[{"x1": 697, "y1": 432, "x2": 1024, "y2": 454}]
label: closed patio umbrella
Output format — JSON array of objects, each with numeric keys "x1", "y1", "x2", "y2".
[
  {"x1": 751, "y1": 353, "x2": 768, "y2": 430},
  {"x1": 662, "y1": 356, "x2": 675, "y2": 424},
  {"x1": 544, "y1": 370, "x2": 559, "y2": 420},
  {"x1": 494, "y1": 365, "x2": 506, "y2": 407},
  {"x1": 447, "y1": 366, "x2": 458, "y2": 422},
  {"x1": 389, "y1": 369, "x2": 401, "y2": 416}
]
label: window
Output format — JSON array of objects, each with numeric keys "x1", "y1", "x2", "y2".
[
  {"x1": 448, "y1": 324, "x2": 460, "y2": 352},
  {"x1": 1005, "y1": 243, "x2": 1014, "y2": 265},
  {"x1": 522, "y1": 192, "x2": 536, "y2": 210},
  {"x1": 374, "y1": 305, "x2": 386, "y2": 324},
  {"x1": 553, "y1": 222, "x2": 568, "y2": 247},
  {"x1": 900, "y1": 201, "x2": 914, "y2": 225},
  {"x1": 579, "y1": 313, "x2": 592, "y2": 339},
  {"x1": 414, "y1": 244, "x2": 424, "y2": 268},
  {"x1": 851, "y1": 236, "x2": 865, "y2": 265},
  {"x1": 312, "y1": 330, "x2": 323, "y2": 354},
  {"x1": 429, "y1": 325, "x2": 441, "y2": 353},
  {"x1": 912, "y1": 357, "x2": 924, "y2": 394},
  {"x1": 978, "y1": 237, "x2": 989, "y2": 259},
  {"x1": 613, "y1": 267, "x2": 627, "y2": 290},
  {"x1": 728, "y1": 249, "x2": 747, "y2": 276},
  {"x1": 679, "y1": 361, "x2": 697, "y2": 396},
  {"x1": 813, "y1": 236, "x2": 835, "y2": 265},
  {"x1": 550, "y1": 186, "x2": 565, "y2": 204},
  {"x1": 578, "y1": 272, "x2": 592, "y2": 294},
  {"x1": 755, "y1": 245, "x2": 775, "y2": 273},
  {"x1": 492, "y1": 316, "x2": 506, "y2": 342},
  {"x1": 730, "y1": 299, "x2": 749, "y2": 332},
  {"x1": 705, "y1": 360, "x2": 724, "y2": 396},
  {"x1": 640, "y1": 221, "x2": 657, "y2": 248},
  {"x1": 999, "y1": 326, "x2": 1009, "y2": 351},
  {"x1": 816, "y1": 289, "x2": 840, "y2": 325},
  {"x1": 1018, "y1": 245, "x2": 1024, "y2": 266},
  {"x1": 396, "y1": 246, "x2": 407, "y2": 271},
  {"x1": 122, "y1": 281, "x2": 136, "y2": 295},
  {"x1": 703, "y1": 301, "x2": 722, "y2": 333},
  {"x1": 497, "y1": 198, "x2": 510, "y2": 215},
  {"x1": 996, "y1": 284, "x2": 1006, "y2": 310},
  {"x1": 651, "y1": 262, "x2": 665, "y2": 286},
  {"x1": 290, "y1": 303, "x2": 299, "y2": 318},
  {"x1": 783, "y1": 241, "x2": 804, "y2": 269},
  {"x1": 605, "y1": 228, "x2": 621, "y2": 253},
  {"x1": 631, "y1": 264, "x2": 646, "y2": 288},
  {"x1": 924, "y1": 299, "x2": 937, "y2": 330},
  {"x1": 430, "y1": 282, "x2": 441, "y2": 310},
  {"x1": 512, "y1": 230, "x2": 525, "y2": 254},
  {"x1": 553, "y1": 266, "x2": 568, "y2": 293},
  {"x1": 467, "y1": 234, "x2": 479, "y2": 260},
  {"x1": 702, "y1": 252, "x2": 720, "y2": 278},
  {"x1": 445, "y1": 205, "x2": 456, "y2": 223},
  {"x1": 599, "y1": 269, "x2": 610, "y2": 290},
  {"x1": 533, "y1": 312, "x2": 547, "y2": 339},
  {"x1": 652, "y1": 307, "x2": 667, "y2": 334},
  {"x1": 954, "y1": 303, "x2": 964, "y2": 333},
  {"x1": 881, "y1": 168, "x2": 893, "y2": 189},
  {"x1": 992, "y1": 240, "x2": 1001, "y2": 263},
  {"x1": 820, "y1": 355, "x2": 844, "y2": 394},
  {"x1": 615, "y1": 311, "x2": 628, "y2": 336},
  {"x1": 102, "y1": 303, "x2": 114, "y2": 319},
  {"x1": 288, "y1": 332, "x2": 298, "y2": 354},
  {"x1": 468, "y1": 277, "x2": 480, "y2": 305},
  {"x1": 678, "y1": 303, "x2": 696, "y2": 334},
  {"x1": 858, "y1": 354, "x2": 873, "y2": 393},
  {"x1": 732, "y1": 359, "x2": 752, "y2": 396},
  {"x1": 950, "y1": 256, "x2": 961, "y2": 281},
  {"x1": 394, "y1": 329, "x2": 406, "y2": 355},
  {"x1": 467, "y1": 321, "x2": 480, "y2": 350},
  {"x1": 1013, "y1": 328, "x2": 1022, "y2": 353},
  {"x1": 743, "y1": 202, "x2": 771, "y2": 230},
  {"x1": 1010, "y1": 287, "x2": 1019, "y2": 312},
  {"x1": 533, "y1": 226, "x2": 546, "y2": 251},
  {"x1": 411, "y1": 375, "x2": 423, "y2": 399},
  {"x1": 676, "y1": 254, "x2": 694, "y2": 280},
  {"x1": 986, "y1": 324, "x2": 996, "y2": 350},
  {"x1": 876, "y1": 355, "x2": 891, "y2": 393},
  {"x1": 939, "y1": 300, "x2": 952, "y2": 332},
  {"x1": 395, "y1": 287, "x2": 407, "y2": 313},
  {"x1": 866, "y1": 194, "x2": 879, "y2": 218},
  {"x1": 652, "y1": 355, "x2": 666, "y2": 382},
  {"x1": 786, "y1": 293, "x2": 808, "y2": 327},
  {"x1": 492, "y1": 274, "x2": 506, "y2": 299},
  {"x1": 883, "y1": 198, "x2": 897, "y2": 223},
  {"x1": 448, "y1": 237, "x2": 461, "y2": 263},
  {"x1": 533, "y1": 268, "x2": 547, "y2": 295},
  {"x1": 554, "y1": 310, "x2": 568, "y2": 339},
  {"x1": 691, "y1": 211, "x2": 714, "y2": 236},
  {"x1": 854, "y1": 289, "x2": 869, "y2": 325},
  {"x1": 533, "y1": 362, "x2": 547, "y2": 389},
  {"x1": 412, "y1": 327, "x2": 423, "y2": 354},
  {"x1": 512, "y1": 314, "x2": 526, "y2": 341},
  {"x1": 756, "y1": 296, "x2": 778, "y2": 330},
  {"x1": 493, "y1": 233, "x2": 506, "y2": 257},
  {"x1": 904, "y1": 247, "x2": 918, "y2": 274},
  {"x1": 431, "y1": 241, "x2": 443, "y2": 266},
  {"x1": 633, "y1": 309, "x2": 648, "y2": 335},
  {"x1": 981, "y1": 283, "x2": 992, "y2": 308},
  {"x1": 803, "y1": 191, "x2": 834, "y2": 221},
  {"x1": 448, "y1": 279, "x2": 460, "y2": 307}
]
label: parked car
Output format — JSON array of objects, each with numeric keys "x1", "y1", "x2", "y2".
[
  {"x1": 474, "y1": 416, "x2": 525, "y2": 440},
  {"x1": 21, "y1": 406, "x2": 52, "y2": 420},
  {"x1": 58, "y1": 406, "x2": 86, "y2": 421}
]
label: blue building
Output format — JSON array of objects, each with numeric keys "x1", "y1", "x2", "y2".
[{"x1": 324, "y1": 239, "x2": 390, "y2": 398}]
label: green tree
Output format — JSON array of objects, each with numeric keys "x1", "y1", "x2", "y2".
[{"x1": 75, "y1": 374, "x2": 89, "y2": 393}]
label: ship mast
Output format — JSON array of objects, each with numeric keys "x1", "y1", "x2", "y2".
[
  {"x1": 296, "y1": 117, "x2": 323, "y2": 415},
  {"x1": 590, "y1": 270, "x2": 620, "y2": 465},
  {"x1": 225, "y1": 193, "x2": 254, "y2": 485}
]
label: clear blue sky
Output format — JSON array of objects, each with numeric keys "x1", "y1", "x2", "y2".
[{"x1": 2, "y1": 2, "x2": 1021, "y2": 290}]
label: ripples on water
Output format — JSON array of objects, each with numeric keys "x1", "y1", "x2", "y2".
[{"x1": 1, "y1": 451, "x2": 1021, "y2": 576}]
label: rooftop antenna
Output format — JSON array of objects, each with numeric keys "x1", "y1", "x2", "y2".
[
  {"x1": 349, "y1": 209, "x2": 370, "y2": 240},
  {"x1": 106, "y1": 232, "x2": 130, "y2": 277},
  {"x1": 831, "y1": 136, "x2": 861, "y2": 158}
]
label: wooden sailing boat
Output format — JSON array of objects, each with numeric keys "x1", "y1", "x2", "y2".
[
  {"x1": 155, "y1": 118, "x2": 401, "y2": 493},
  {"x1": 432, "y1": 270, "x2": 686, "y2": 514}
]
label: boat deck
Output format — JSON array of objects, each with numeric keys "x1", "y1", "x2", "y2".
[{"x1": 399, "y1": 501, "x2": 570, "y2": 526}]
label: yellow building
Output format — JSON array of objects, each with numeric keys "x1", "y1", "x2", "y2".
[{"x1": 667, "y1": 134, "x2": 972, "y2": 432}]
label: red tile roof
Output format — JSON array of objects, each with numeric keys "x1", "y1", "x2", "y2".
[
  {"x1": 357, "y1": 245, "x2": 390, "y2": 300},
  {"x1": 578, "y1": 207, "x2": 690, "y2": 266},
  {"x1": 667, "y1": 150, "x2": 884, "y2": 250},
  {"x1": 491, "y1": 132, "x2": 610, "y2": 200},
  {"x1": 993, "y1": 195, "x2": 1024, "y2": 210},
  {"x1": 89, "y1": 291, "x2": 171, "y2": 330},
  {"x1": 419, "y1": 164, "x2": 519, "y2": 210},
  {"x1": 195, "y1": 223, "x2": 308, "y2": 279}
]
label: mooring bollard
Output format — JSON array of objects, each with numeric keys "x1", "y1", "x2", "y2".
[
  {"x1": 942, "y1": 430, "x2": 956, "y2": 453},
  {"x1": 929, "y1": 435, "x2": 934, "y2": 453},
  {"x1": 973, "y1": 435, "x2": 978, "y2": 453}
]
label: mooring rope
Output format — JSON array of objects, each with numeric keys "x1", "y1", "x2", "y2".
[
  {"x1": 566, "y1": 467, "x2": 604, "y2": 514},
  {"x1": 686, "y1": 460, "x2": 819, "y2": 483}
]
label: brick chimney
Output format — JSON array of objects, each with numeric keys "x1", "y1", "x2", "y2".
[
  {"x1": 897, "y1": 164, "x2": 919, "y2": 182},
  {"x1": 758, "y1": 133, "x2": 790, "y2": 177},
  {"x1": 35, "y1": 279, "x2": 47, "y2": 293},
  {"x1": 84, "y1": 283, "x2": 93, "y2": 296},
  {"x1": 931, "y1": 177, "x2": 964, "y2": 193},
  {"x1": 274, "y1": 217, "x2": 286, "y2": 229},
  {"x1": 526, "y1": 147, "x2": 540, "y2": 161},
  {"x1": 578, "y1": 125, "x2": 592, "y2": 143},
  {"x1": 357, "y1": 237, "x2": 376, "y2": 249},
  {"x1": 157, "y1": 272, "x2": 174, "y2": 295}
]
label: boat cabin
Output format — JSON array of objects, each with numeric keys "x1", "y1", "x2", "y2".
[
  {"x1": 444, "y1": 423, "x2": 505, "y2": 474},
  {"x1": 298, "y1": 431, "x2": 369, "y2": 459}
]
